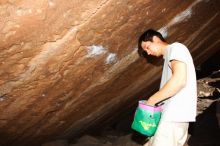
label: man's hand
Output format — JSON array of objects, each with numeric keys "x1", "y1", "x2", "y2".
[{"x1": 145, "y1": 99, "x2": 155, "y2": 106}]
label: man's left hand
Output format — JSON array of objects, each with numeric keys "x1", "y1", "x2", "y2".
[{"x1": 145, "y1": 98, "x2": 155, "y2": 106}]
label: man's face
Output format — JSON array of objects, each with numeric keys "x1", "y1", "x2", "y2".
[{"x1": 141, "y1": 41, "x2": 161, "y2": 57}]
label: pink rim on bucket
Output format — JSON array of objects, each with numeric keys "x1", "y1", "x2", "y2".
[{"x1": 138, "y1": 100, "x2": 161, "y2": 112}]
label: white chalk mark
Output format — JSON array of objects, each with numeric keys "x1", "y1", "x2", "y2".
[
  {"x1": 171, "y1": 8, "x2": 192, "y2": 25},
  {"x1": 158, "y1": 27, "x2": 168, "y2": 38},
  {"x1": 105, "y1": 53, "x2": 117, "y2": 64},
  {"x1": 86, "y1": 45, "x2": 107, "y2": 58},
  {"x1": 158, "y1": 0, "x2": 204, "y2": 37}
]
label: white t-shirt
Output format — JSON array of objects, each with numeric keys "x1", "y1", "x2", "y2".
[{"x1": 160, "y1": 42, "x2": 197, "y2": 122}]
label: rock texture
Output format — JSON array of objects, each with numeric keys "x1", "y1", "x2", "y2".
[{"x1": 0, "y1": 0, "x2": 220, "y2": 145}]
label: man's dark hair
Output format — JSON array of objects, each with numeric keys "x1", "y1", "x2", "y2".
[{"x1": 138, "y1": 29, "x2": 166, "y2": 58}]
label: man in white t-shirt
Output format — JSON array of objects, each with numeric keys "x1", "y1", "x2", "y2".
[{"x1": 137, "y1": 29, "x2": 197, "y2": 146}]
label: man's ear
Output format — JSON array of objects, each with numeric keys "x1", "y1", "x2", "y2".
[
  {"x1": 141, "y1": 41, "x2": 147, "y2": 51},
  {"x1": 152, "y1": 36, "x2": 160, "y2": 42}
]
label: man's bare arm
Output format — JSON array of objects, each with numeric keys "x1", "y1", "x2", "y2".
[{"x1": 146, "y1": 60, "x2": 187, "y2": 106}]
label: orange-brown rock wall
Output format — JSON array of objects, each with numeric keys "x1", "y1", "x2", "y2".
[{"x1": 0, "y1": 0, "x2": 219, "y2": 145}]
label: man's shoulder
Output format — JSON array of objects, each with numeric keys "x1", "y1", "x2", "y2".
[
  {"x1": 169, "y1": 42, "x2": 189, "y2": 53},
  {"x1": 170, "y1": 42, "x2": 187, "y2": 49}
]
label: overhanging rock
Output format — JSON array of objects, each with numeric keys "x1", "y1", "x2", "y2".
[{"x1": 0, "y1": 0, "x2": 220, "y2": 145}]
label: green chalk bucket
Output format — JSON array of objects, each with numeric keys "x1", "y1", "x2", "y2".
[{"x1": 131, "y1": 100, "x2": 161, "y2": 136}]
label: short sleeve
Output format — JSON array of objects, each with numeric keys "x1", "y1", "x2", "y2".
[{"x1": 168, "y1": 43, "x2": 189, "y2": 64}]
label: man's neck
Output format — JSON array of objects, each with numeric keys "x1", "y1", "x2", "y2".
[{"x1": 161, "y1": 42, "x2": 169, "y2": 56}]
